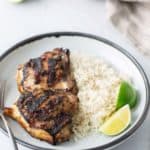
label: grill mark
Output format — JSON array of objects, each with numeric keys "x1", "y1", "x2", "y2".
[
  {"x1": 62, "y1": 48, "x2": 70, "y2": 79},
  {"x1": 47, "y1": 59, "x2": 57, "y2": 85},
  {"x1": 21, "y1": 57, "x2": 42, "y2": 85},
  {"x1": 29, "y1": 58, "x2": 42, "y2": 84},
  {"x1": 41, "y1": 70, "x2": 48, "y2": 76},
  {"x1": 27, "y1": 95, "x2": 48, "y2": 113},
  {"x1": 17, "y1": 91, "x2": 54, "y2": 121},
  {"x1": 17, "y1": 93, "x2": 33, "y2": 107},
  {"x1": 33, "y1": 109, "x2": 50, "y2": 121},
  {"x1": 46, "y1": 113, "x2": 71, "y2": 136},
  {"x1": 46, "y1": 96, "x2": 63, "y2": 110},
  {"x1": 47, "y1": 49, "x2": 70, "y2": 85},
  {"x1": 17, "y1": 93, "x2": 33, "y2": 121},
  {"x1": 33, "y1": 96, "x2": 63, "y2": 121}
]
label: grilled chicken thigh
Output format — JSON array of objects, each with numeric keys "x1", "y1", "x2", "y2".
[
  {"x1": 4, "y1": 48, "x2": 79, "y2": 145},
  {"x1": 16, "y1": 48, "x2": 78, "y2": 94},
  {"x1": 5, "y1": 90, "x2": 79, "y2": 144}
]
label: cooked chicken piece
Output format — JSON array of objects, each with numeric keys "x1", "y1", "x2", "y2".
[
  {"x1": 4, "y1": 90, "x2": 79, "y2": 144},
  {"x1": 16, "y1": 48, "x2": 78, "y2": 95},
  {"x1": 5, "y1": 48, "x2": 79, "y2": 144}
]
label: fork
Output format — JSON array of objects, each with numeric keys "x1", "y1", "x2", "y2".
[{"x1": 0, "y1": 81, "x2": 18, "y2": 150}]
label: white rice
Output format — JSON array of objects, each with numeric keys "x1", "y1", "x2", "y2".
[{"x1": 70, "y1": 53, "x2": 124, "y2": 140}]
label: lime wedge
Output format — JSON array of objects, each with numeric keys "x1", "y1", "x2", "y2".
[
  {"x1": 9, "y1": 0, "x2": 24, "y2": 3},
  {"x1": 99, "y1": 105, "x2": 131, "y2": 136},
  {"x1": 116, "y1": 81, "x2": 137, "y2": 109}
]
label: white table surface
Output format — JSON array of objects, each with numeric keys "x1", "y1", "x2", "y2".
[{"x1": 0, "y1": 0, "x2": 149, "y2": 150}]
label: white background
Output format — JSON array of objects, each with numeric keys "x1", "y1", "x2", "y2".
[{"x1": 0, "y1": 0, "x2": 150, "y2": 150}]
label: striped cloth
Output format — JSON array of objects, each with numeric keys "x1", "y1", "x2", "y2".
[{"x1": 107, "y1": 0, "x2": 150, "y2": 55}]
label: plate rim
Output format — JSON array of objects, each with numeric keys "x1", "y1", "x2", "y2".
[{"x1": 0, "y1": 31, "x2": 149, "y2": 150}]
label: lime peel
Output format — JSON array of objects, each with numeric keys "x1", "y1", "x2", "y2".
[{"x1": 116, "y1": 81, "x2": 137, "y2": 109}]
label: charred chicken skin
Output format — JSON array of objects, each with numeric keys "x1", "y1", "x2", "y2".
[
  {"x1": 4, "y1": 48, "x2": 79, "y2": 145},
  {"x1": 16, "y1": 48, "x2": 78, "y2": 94},
  {"x1": 5, "y1": 90, "x2": 78, "y2": 144}
]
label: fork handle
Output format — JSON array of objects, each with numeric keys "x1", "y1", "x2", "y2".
[{"x1": 1, "y1": 114, "x2": 18, "y2": 150}]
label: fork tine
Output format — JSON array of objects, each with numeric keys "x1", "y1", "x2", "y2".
[
  {"x1": 0, "y1": 82, "x2": 2, "y2": 107},
  {"x1": 1, "y1": 80, "x2": 6, "y2": 109},
  {"x1": 0, "y1": 80, "x2": 18, "y2": 150}
]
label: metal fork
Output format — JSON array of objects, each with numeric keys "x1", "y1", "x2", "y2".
[{"x1": 0, "y1": 81, "x2": 18, "y2": 150}]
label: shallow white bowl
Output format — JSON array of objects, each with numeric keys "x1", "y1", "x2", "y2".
[{"x1": 0, "y1": 32, "x2": 149, "y2": 150}]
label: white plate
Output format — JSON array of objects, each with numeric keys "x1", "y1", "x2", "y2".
[{"x1": 0, "y1": 32, "x2": 149, "y2": 150}]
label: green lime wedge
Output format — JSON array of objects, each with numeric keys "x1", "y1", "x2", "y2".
[{"x1": 116, "y1": 81, "x2": 137, "y2": 109}]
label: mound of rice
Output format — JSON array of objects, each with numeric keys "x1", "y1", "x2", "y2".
[{"x1": 70, "y1": 53, "x2": 123, "y2": 140}]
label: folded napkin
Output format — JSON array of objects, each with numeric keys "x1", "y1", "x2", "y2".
[{"x1": 107, "y1": 0, "x2": 150, "y2": 55}]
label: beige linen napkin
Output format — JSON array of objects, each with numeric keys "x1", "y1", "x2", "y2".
[{"x1": 107, "y1": 0, "x2": 150, "y2": 55}]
